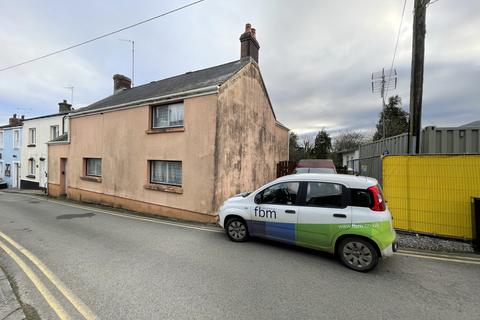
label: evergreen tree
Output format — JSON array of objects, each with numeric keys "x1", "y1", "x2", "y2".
[{"x1": 373, "y1": 95, "x2": 409, "y2": 141}]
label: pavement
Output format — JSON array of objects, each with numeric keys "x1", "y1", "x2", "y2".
[
  {"x1": 0, "y1": 268, "x2": 25, "y2": 320},
  {"x1": 0, "y1": 191, "x2": 479, "y2": 320}
]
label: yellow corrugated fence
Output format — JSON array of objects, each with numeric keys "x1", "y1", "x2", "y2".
[{"x1": 382, "y1": 155, "x2": 480, "y2": 240}]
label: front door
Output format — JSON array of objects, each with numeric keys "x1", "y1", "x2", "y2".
[
  {"x1": 250, "y1": 181, "x2": 300, "y2": 244},
  {"x1": 12, "y1": 162, "x2": 20, "y2": 188},
  {"x1": 39, "y1": 160, "x2": 46, "y2": 189},
  {"x1": 60, "y1": 158, "x2": 67, "y2": 195},
  {"x1": 297, "y1": 181, "x2": 351, "y2": 250}
]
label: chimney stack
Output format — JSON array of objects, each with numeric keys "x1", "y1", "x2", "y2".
[
  {"x1": 8, "y1": 114, "x2": 23, "y2": 127},
  {"x1": 240, "y1": 23, "x2": 260, "y2": 63},
  {"x1": 58, "y1": 99, "x2": 72, "y2": 113},
  {"x1": 113, "y1": 74, "x2": 132, "y2": 94}
]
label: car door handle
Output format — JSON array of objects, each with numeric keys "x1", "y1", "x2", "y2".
[
  {"x1": 333, "y1": 214, "x2": 347, "y2": 218},
  {"x1": 285, "y1": 209, "x2": 296, "y2": 214}
]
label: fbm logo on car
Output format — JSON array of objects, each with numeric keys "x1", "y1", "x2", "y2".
[{"x1": 254, "y1": 206, "x2": 277, "y2": 219}]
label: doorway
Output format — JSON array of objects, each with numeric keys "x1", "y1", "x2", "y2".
[
  {"x1": 12, "y1": 161, "x2": 20, "y2": 188},
  {"x1": 60, "y1": 158, "x2": 67, "y2": 195}
]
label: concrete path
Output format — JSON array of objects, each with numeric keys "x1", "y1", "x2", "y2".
[{"x1": 0, "y1": 268, "x2": 25, "y2": 320}]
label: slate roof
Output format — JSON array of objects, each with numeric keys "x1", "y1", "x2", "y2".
[
  {"x1": 48, "y1": 133, "x2": 68, "y2": 143},
  {"x1": 460, "y1": 120, "x2": 480, "y2": 127},
  {"x1": 73, "y1": 58, "x2": 252, "y2": 115}
]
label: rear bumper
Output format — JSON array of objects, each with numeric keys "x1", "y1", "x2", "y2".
[{"x1": 381, "y1": 241, "x2": 398, "y2": 258}]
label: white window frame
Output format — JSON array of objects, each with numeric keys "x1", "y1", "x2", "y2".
[
  {"x1": 150, "y1": 160, "x2": 182, "y2": 186},
  {"x1": 85, "y1": 158, "x2": 102, "y2": 177},
  {"x1": 13, "y1": 129, "x2": 20, "y2": 149},
  {"x1": 50, "y1": 125, "x2": 60, "y2": 140},
  {"x1": 152, "y1": 103, "x2": 184, "y2": 129},
  {"x1": 0, "y1": 131, "x2": 4, "y2": 149},
  {"x1": 28, "y1": 158, "x2": 36, "y2": 176},
  {"x1": 0, "y1": 161, "x2": 4, "y2": 179},
  {"x1": 28, "y1": 128, "x2": 36, "y2": 145}
]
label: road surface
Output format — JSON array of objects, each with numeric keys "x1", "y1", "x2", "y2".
[{"x1": 0, "y1": 191, "x2": 479, "y2": 319}]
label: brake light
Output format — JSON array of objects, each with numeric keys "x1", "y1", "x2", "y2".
[{"x1": 368, "y1": 185, "x2": 386, "y2": 211}]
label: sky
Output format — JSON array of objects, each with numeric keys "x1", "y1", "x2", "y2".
[{"x1": 0, "y1": 0, "x2": 479, "y2": 136}]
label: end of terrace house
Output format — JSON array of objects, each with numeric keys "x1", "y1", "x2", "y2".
[{"x1": 47, "y1": 23, "x2": 289, "y2": 223}]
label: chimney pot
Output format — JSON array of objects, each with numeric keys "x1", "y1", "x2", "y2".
[
  {"x1": 58, "y1": 100, "x2": 72, "y2": 113},
  {"x1": 113, "y1": 74, "x2": 132, "y2": 94},
  {"x1": 240, "y1": 23, "x2": 260, "y2": 63},
  {"x1": 8, "y1": 114, "x2": 23, "y2": 126}
]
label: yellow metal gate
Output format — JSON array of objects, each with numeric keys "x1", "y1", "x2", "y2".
[{"x1": 382, "y1": 155, "x2": 480, "y2": 239}]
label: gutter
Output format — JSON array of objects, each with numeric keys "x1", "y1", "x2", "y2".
[{"x1": 70, "y1": 85, "x2": 220, "y2": 118}]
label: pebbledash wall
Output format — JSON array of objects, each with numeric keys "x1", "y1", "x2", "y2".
[
  {"x1": 21, "y1": 101, "x2": 71, "y2": 189},
  {"x1": 48, "y1": 62, "x2": 288, "y2": 223}
]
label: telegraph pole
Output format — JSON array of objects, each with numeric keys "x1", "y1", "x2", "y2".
[{"x1": 408, "y1": 0, "x2": 429, "y2": 154}]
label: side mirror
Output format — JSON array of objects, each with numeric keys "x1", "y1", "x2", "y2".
[{"x1": 254, "y1": 193, "x2": 262, "y2": 204}]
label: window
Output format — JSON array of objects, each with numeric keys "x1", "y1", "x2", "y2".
[
  {"x1": 13, "y1": 130, "x2": 20, "y2": 148},
  {"x1": 350, "y1": 189, "x2": 373, "y2": 208},
  {"x1": 50, "y1": 125, "x2": 60, "y2": 140},
  {"x1": 152, "y1": 103, "x2": 184, "y2": 128},
  {"x1": 0, "y1": 131, "x2": 3, "y2": 148},
  {"x1": 150, "y1": 161, "x2": 182, "y2": 186},
  {"x1": 305, "y1": 182, "x2": 345, "y2": 208},
  {"x1": 28, "y1": 158, "x2": 35, "y2": 176},
  {"x1": 0, "y1": 161, "x2": 3, "y2": 178},
  {"x1": 255, "y1": 182, "x2": 299, "y2": 205},
  {"x1": 29, "y1": 128, "x2": 36, "y2": 145},
  {"x1": 86, "y1": 158, "x2": 102, "y2": 177}
]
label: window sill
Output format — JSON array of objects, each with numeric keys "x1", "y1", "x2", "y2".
[
  {"x1": 26, "y1": 175, "x2": 35, "y2": 179},
  {"x1": 146, "y1": 127, "x2": 184, "y2": 134},
  {"x1": 144, "y1": 183, "x2": 183, "y2": 194},
  {"x1": 27, "y1": 144, "x2": 36, "y2": 147},
  {"x1": 80, "y1": 176, "x2": 102, "y2": 183}
]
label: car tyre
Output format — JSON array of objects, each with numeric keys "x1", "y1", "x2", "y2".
[
  {"x1": 225, "y1": 217, "x2": 249, "y2": 242},
  {"x1": 338, "y1": 237, "x2": 379, "y2": 272}
]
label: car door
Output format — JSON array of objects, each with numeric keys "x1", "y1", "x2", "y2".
[
  {"x1": 297, "y1": 181, "x2": 351, "y2": 250},
  {"x1": 250, "y1": 181, "x2": 300, "y2": 244}
]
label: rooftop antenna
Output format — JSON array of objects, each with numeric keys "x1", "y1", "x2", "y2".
[
  {"x1": 119, "y1": 39, "x2": 135, "y2": 87},
  {"x1": 64, "y1": 86, "x2": 74, "y2": 106},
  {"x1": 371, "y1": 68, "x2": 397, "y2": 154}
]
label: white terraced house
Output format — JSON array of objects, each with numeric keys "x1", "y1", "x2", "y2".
[{"x1": 20, "y1": 100, "x2": 72, "y2": 189}]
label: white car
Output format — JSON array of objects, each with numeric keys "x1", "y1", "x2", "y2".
[{"x1": 218, "y1": 174, "x2": 397, "y2": 272}]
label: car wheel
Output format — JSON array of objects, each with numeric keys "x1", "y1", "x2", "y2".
[
  {"x1": 338, "y1": 237, "x2": 379, "y2": 272},
  {"x1": 225, "y1": 217, "x2": 249, "y2": 242}
]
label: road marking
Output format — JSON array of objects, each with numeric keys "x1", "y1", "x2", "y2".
[
  {"x1": 0, "y1": 238, "x2": 72, "y2": 320},
  {"x1": 397, "y1": 249, "x2": 480, "y2": 262},
  {"x1": 396, "y1": 251, "x2": 480, "y2": 265},
  {"x1": 0, "y1": 230, "x2": 98, "y2": 320},
  {"x1": 30, "y1": 195, "x2": 223, "y2": 234}
]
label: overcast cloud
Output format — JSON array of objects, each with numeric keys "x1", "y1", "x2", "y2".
[{"x1": 1, "y1": 0, "x2": 479, "y2": 134}]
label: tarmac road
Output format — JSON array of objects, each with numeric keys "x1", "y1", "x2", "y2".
[{"x1": 0, "y1": 191, "x2": 479, "y2": 320}]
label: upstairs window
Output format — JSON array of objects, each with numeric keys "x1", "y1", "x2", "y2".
[
  {"x1": 50, "y1": 125, "x2": 60, "y2": 140},
  {"x1": 152, "y1": 103, "x2": 184, "y2": 129},
  {"x1": 86, "y1": 158, "x2": 102, "y2": 177},
  {"x1": 0, "y1": 131, "x2": 3, "y2": 148},
  {"x1": 13, "y1": 130, "x2": 20, "y2": 148},
  {"x1": 29, "y1": 128, "x2": 36, "y2": 145},
  {"x1": 150, "y1": 160, "x2": 182, "y2": 186}
]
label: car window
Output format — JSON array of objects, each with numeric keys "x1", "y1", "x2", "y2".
[
  {"x1": 309, "y1": 168, "x2": 336, "y2": 174},
  {"x1": 350, "y1": 189, "x2": 373, "y2": 208},
  {"x1": 294, "y1": 168, "x2": 309, "y2": 174},
  {"x1": 305, "y1": 182, "x2": 345, "y2": 208},
  {"x1": 256, "y1": 182, "x2": 299, "y2": 205}
]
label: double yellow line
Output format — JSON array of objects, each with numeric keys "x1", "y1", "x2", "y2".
[{"x1": 0, "y1": 230, "x2": 97, "y2": 319}]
